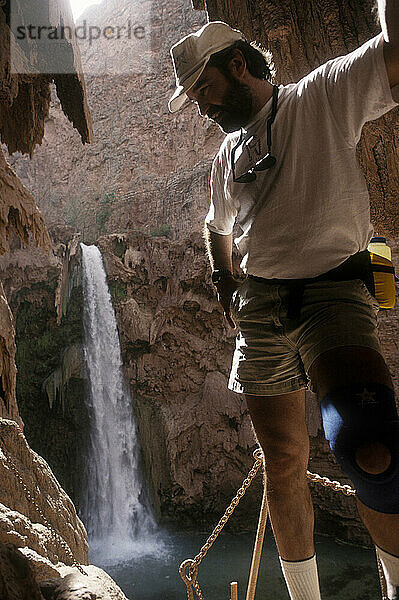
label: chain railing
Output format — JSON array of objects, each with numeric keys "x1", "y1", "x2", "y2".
[
  {"x1": 179, "y1": 449, "x2": 264, "y2": 600},
  {"x1": 179, "y1": 448, "x2": 390, "y2": 600}
]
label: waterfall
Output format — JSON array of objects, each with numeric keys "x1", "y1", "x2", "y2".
[{"x1": 80, "y1": 243, "x2": 159, "y2": 563}]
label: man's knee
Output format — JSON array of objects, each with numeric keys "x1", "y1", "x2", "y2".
[
  {"x1": 321, "y1": 382, "x2": 399, "y2": 513},
  {"x1": 261, "y1": 441, "x2": 309, "y2": 490},
  {"x1": 355, "y1": 441, "x2": 392, "y2": 474}
]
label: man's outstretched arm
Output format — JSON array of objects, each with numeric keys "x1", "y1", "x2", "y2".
[
  {"x1": 204, "y1": 227, "x2": 238, "y2": 328},
  {"x1": 379, "y1": 0, "x2": 399, "y2": 87}
]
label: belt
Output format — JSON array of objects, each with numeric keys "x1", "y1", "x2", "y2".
[{"x1": 247, "y1": 250, "x2": 374, "y2": 319}]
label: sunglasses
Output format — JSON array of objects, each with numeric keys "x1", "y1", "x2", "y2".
[{"x1": 231, "y1": 84, "x2": 279, "y2": 184}]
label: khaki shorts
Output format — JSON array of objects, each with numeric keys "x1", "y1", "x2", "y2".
[{"x1": 228, "y1": 277, "x2": 382, "y2": 396}]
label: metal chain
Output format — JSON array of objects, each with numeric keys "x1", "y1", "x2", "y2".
[
  {"x1": 377, "y1": 554, "x2": 388, "y2": 600},
  {"x1": 180, "y1": 449, "x2": 364, "y2": 600},
  {"x1": 180, "y1": 448, "x2": 264, "y2": 600},
  {"x1": 0, "y1": 439, "x2": 88, "y2": 576},
  {"x1": 194, "y1": 448, "x2": 264, "y2": 568},
  {"x1": 306, "y1": 470, "x2": 356, "y2": 496}
]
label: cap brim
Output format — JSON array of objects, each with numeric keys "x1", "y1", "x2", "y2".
[{"x1": 168, "y1": 59, "x2": 208, "y2": 113}]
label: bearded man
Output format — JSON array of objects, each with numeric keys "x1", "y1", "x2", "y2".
[{"x1": 168, "y1": 4, "x2": 399, "y2": 599}]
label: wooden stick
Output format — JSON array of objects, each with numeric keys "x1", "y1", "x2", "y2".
[
  {"x1": 230, "y1": 581, "x2": 238, "y2": 600},
  {"x1": 246, "y1": 482, "x2": 269, "y2": 600}
]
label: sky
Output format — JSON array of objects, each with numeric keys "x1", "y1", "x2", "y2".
[{"x1": 69, "y1": 0, "x2": 102, "y2": 20}]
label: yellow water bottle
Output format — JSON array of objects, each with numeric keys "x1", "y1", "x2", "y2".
[
  {"x1": 368, "y1": 236, "x2": 392, "y2": 260},
  {"x1": 367, "y1": 236, "x2": 395, "y2": 308}
]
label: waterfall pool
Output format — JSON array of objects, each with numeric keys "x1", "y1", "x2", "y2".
[{"x1": 91, "y1": 530, "x2": 380, "y2": 600}]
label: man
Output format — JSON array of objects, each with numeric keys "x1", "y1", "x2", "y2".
[{"x1": 168, "y1": 4, "x2": 399, "y2": 599}]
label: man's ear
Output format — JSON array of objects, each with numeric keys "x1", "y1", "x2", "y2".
[{"x1": 228, "y1": 49, "x2": 247, "y2": 80}]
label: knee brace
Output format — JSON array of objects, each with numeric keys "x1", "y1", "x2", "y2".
[{"x1": 321, "y1": 382, "x2": 399, "y2": 513}]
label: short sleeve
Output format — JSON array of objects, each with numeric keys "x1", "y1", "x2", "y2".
[
  {"x1": 301, "y1": 33, "x2": 398, "y2": 146},
  {"x1": 205, "y1": 153, "x2": 237, "y2": 235}
]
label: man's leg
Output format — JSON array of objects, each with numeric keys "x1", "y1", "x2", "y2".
[
  {"x1": 309, "y1": 346, "x2": 399, "y2": 597},
  {"x1": 246, "y1": 389, "x2": 313, "y2": 560},
  {"x1": 246, "y1": 390, "x2": 321, "y2": 600}
]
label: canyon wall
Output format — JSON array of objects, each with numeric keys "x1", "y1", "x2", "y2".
[
  {"x1": 3, "y1": 0, "x2": 399, "y2": 557},
  {"x1": 8, "y1": 0, "x2": 224, "y2": 242},
  {"x1": 5, "y1": 229, "x2": 399, "y2": 546}
]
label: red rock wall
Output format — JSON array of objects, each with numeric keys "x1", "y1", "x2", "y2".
[{"x1": 8, "y1": 0, "x2": 224, "y2": 241}]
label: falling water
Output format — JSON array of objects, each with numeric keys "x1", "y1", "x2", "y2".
[{"x1": 80, "y1": 243, "x2": 160, "y2": 563}]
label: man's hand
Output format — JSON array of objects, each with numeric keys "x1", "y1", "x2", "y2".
[{"x1": 215, "y1": 274, "x2": 239, "y2": 328}]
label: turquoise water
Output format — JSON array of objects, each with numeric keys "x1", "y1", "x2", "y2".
[{"x1": 91, "y1": 530, "x2": 381, "y2": 600}]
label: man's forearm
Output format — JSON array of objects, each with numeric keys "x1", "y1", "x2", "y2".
[
  {"x1": 203, "y1": 226, "x2": 233, "y2": 272},
  {"x1": 378, "y1": 0, "x2": 399, "y2": 87},
  {"x1": 378, "y1": 0, "x2": 399, "y2": 46}
]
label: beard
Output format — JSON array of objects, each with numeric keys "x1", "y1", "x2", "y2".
[{"x1": 208, "y1": 76, "x2": 254, "y2": 133}]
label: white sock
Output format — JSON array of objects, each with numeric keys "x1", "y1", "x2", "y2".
[
  {"x1": 376, "y1": 546, "x2": 399, "y2": 599},
  {"x1": 279, "y1": 554, "x2": 321, "y2": 600}
]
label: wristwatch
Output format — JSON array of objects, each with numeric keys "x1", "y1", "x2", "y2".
[{"x1": 211, "y1": 269, "x2": 233, "y2": 284}]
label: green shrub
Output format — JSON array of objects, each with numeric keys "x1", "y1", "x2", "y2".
[{"x1": 108, "y1": 280, "x2": 127, "y2": 301}]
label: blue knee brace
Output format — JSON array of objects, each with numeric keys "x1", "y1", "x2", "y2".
[{"x1": 321, "y1": 383, "x2": 399, "y2": 513}]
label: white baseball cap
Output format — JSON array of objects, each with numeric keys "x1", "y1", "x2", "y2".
[{"x1": 168, "y1": 21, "x2": 244, "y2": 113}]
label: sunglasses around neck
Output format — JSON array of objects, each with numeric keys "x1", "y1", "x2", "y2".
[{"x1": 231, "y1": 84, "x2": 279, "y2": 184}]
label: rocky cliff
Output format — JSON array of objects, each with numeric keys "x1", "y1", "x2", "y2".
[
  {"x1": 3, "y1": 225, "x2": 399, "y2": 550},
  {"x1": 8, "y1": 0, "x2": 224, "y2": 242}
]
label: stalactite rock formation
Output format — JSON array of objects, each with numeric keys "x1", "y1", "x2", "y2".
[
  {"x1": 0, "y1": 148, "x2": 51, "y2": 258},
  {"x1": 0, "y1": 1, "x2": 92, "y2": 155},
  {"x1": 55, "y1": 233, "x2": 82, "y2": 324}
]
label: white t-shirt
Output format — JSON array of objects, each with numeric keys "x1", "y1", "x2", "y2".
[{"x1": 206, "y1": 33, "x2": 398, "y2": 279}]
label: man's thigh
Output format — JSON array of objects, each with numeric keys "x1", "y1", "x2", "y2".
[
  {"x1": 308, "y1": 346, "x2": 393, "y2": 399},
  {"x1": 246, "y1": 389, "x2": 309, "y2": 470},
  {"x1": 291, "y1": 279, "x2": 383, "y2": 388}
]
